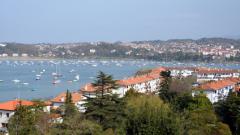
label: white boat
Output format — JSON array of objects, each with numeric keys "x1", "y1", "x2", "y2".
[
  {"x1": 22, "y1": 82, "x2": 29, "y2": 85},
  {"x1": 92, "y1": 64, "x2": 97, "y2": 67},
  {"x1": 52, "y1": 80, "x2": 61, "y2": 84},
  {"x1": 12, "y1": 79, "x2": 20, "y2": 83},
  {"x1": 35, "y1": 74, "x2": 41, "y2": 80},
  {"x1": 116, "y1": 63, "x2": 122, "y2": 67},
  {"x1": 75, "y1": 74, "x2": 80, "y2": 80},
  {"x1": 69, "y1": 69, "x2": 75, "y2": 73},
  {"x1": 73, "y1": 74, "x2": 80, "y2": 82},
  {"x1": 52, "y1": 72, "x2": 57, "y2": 76}
]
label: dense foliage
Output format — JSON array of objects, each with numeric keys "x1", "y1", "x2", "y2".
[
  {"x1": 6, "y1": 71, "x2": 238, "y2": 135},
  {"x1": 215, "y1": 92, "x2": 240, "y2": 134}
]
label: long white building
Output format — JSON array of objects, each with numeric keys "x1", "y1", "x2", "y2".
[{"x1": 196, "y1": 68, "x2": 240, "y2": 82}]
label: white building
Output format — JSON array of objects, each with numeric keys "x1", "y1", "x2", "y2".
[
  {"x1": 12, "y1": 53, "x2": 19, "y2": 57},
  {"x1": 21, "y1": 53, "x2": 28, "y2": 57},
  {"x1": 0, "y1": 44, "x2": 6, "y2": 47},
  {"x1": 51, "y1": 92, "x2": 85, "y2": 112},
  {"x1": 1, "y1": 54, "x2": 8, "y2": 57},
  {"x1": 167, "y1": 67, "x2": 196, "y2": 77},
  {"x1": 89, "y1": 49, "x2": 96, "y2": 54},
  {"x1": 80, "y1": 67, "x2": 166, "y2": 98},
  {"x1": 80, "y1": 83, "x2": 97, "y2": 98},
  {"x1": 0, "y1": 100, "x2": 34, "y2": 133},
  {"x1": 115, "y1": 74, "x2": 162, "y2": 97},
  {"x1": 193, "y1": 78, "x2": 239, "y2": 103},
  {"x1": 81, "y1": 74, "x2": 162, "y2": 98},
  {"x1": 196, "y1": 68, "x2": 240, "y2": 82}
]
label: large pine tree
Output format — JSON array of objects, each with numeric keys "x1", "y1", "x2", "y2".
[
  {"x1": 64, "y1": 90, "x2": 77, "y2": 118},
  {"x1": 92, "y1": 71, "x2": 119, "y2": 97},
  {"x1": 84, "y1": 71, "x2": 126, "y2": 134},
  {"x1": 158, "y1": 70, "x2": 174, "y2": 102}
]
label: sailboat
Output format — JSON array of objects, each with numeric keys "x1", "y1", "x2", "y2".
[
  {"x1": 35, "y1": 64, "x2": 42, "y2": 80},
  {"x1": 52, "y1": 64, "x2": 61, "y2": 84},
  {"x1": 73, "y1": 74, "x2": 80, "y2": 82},
  {"x1": 52, "y1": 63, "x2": 63, "y2": 77}
]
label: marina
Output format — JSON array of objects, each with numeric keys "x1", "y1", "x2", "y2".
[{"x1": 0, "y1": 59, "x2": 240, "y2": 101}]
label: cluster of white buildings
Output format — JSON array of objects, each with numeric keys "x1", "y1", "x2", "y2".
[
  {"x1": 166, "y1": 67, "x2": 240, "y2": 82},
  {"x1": 200, "y1": 46, "x2": 239, "y2": 58},
  {"x1": 196, "y1": 68, "x2": 239, "y2": 82},
  {"x1": 0, "y1": 53, "x2": 29, "y2": 57}
]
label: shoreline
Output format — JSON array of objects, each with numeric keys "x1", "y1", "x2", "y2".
[{"x1": 0, "y1": 57, "x2": 240, "y2": 64}]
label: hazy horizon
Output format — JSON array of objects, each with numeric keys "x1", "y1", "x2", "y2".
[{"x1": 1, "y1": 0, "x2": 240, "y2": 43}]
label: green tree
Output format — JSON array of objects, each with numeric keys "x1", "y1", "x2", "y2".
[
  {"x1": 50, "y1": 113, "x2": 103, "y2": 135},
  {"x1": 124, "y1": 88, "x2": 142, "y2": 98},
  {"x1": 173, "y1": 92, "x2": 194, "y2": 112},
  {"x1": 64, "y1": 90, "x2": 77, "y2": 118},
  {"x1": 92, "y1": 71, "x2": 119, "y2": 97},
  {"x1": 125, "y1": 95, "x2": 182, "y2": 135},
  {"x1": 85, "y1": 71, "x2": 126, "y2": 134},
  {"x1": 158, "y1": 70, "x2": 176, "y2": 103},
  {"x1": 8, "y1": 105, "x2": 39, "y2": 135},
  {"x1": 183, "y1": 94, "x2": 232, "y2": 135},
  {"x1": 215, "y1": 92, "x2": 240, "y2": 135},
  {"x1": 8, "y1": 101, "x2": 51, "y2": 135}
]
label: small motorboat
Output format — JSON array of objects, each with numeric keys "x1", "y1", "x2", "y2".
[{"x1": 52, "y1": 80, "x2": 61, "y2": 84}]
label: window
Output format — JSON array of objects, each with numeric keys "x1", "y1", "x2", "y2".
[
  {"x1": 0, "y1": 112, "x2": 2, "y2": 117},
  {"x1": 6, "y1": 113, "x2": 9, "y2": 118}
]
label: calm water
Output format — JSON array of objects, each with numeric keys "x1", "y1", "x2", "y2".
[{"x1": 0, "y1": 59, "x2": 240, "y2": 101}]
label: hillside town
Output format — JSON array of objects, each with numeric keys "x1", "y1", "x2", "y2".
[
  {"x1": 1, "y1": 38, "x2": 240, "y2": 61},
  {"x1": 1, "y1": 65, "x2": 240, "y2": 134}
]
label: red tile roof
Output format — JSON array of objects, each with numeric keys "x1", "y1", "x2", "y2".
[
  {"x1": 80, "y1": 67, "x2": 165, "y2": 90},
  {"x1": 49, "y1": 113, "x2": 62, "y2": 119},
  {"x1": 117, "y1": 73, "x2": 161, "y2": 87},
  {"x1": 80, "y1": 83, "x2": 96, "y2": 93},
  {"x1": 165, "y1": 67, "x2": 197, "y2": 71},
  {"x1": 0, "y1": 99, "x2": 34, "y2": 111},
  {"x1": 199, "y1": 78, "x2": 239, "y2": 91},
  {"x1": 197, "y1": 68, "x2": 239, "y2": 74},
  {"x1": 151, "y1": 67, "x2": 166, "y2": 74},
  {"x1": 51, "y1": 92, "x2": 82, "y2": 103}
]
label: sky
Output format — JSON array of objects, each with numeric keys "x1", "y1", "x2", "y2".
[{"x1": 0, "y1": 0, "x2": 240, "y2": 43}]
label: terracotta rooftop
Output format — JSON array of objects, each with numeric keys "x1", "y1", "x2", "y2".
[
  {"x1": 0, "y1": 99, "x2": 34, "y2": 111},
  {"x1": 117, "y1": 73, "x2": 161, "y2": 87},
  {"x1": 165, "y1": 67, "x2": 197, "y2": 71},
  {"x1": 49, "y1": 113, "x2": 62, "y2": 119},
  {"x1": 199, "y1": 78, "x2": 240, "y2": 91},
  {"x1": 151, "y1": 67, "x2": 166, "y2": 74},
  {"x1": 197, "y1": 68, "x2": 239, "y2": 74},
  {"x1": 80, "y1": 83, "x2": 96, "y2": 93},
  {"x1": 51, "y1": 92, "x2": 82, "y2": 103}
]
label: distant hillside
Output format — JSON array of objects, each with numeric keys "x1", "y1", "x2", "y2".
[{"x1": 1, "y1": 38, "x2": 240, "y2": 62}]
